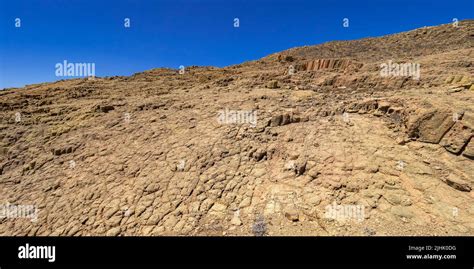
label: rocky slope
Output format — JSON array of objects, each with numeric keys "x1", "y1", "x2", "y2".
[{"x1": 1, "y1": 20, "x2": 473, "y2": 236}]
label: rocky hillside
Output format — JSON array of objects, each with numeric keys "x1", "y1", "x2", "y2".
[
  {"x1": 0, "y1": 20, "x2": 473, "y2": 236},
  {"x1": 269, "y1": 20, "x2": 474, "y2": 62}
]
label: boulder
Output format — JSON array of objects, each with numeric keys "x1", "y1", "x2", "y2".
[
  {"x1": 462, "y1": 139, "x2": 474, "y2": 159},
  {"x1": 444, "y1": 174, "x2": 472, "y2": 192},
  {"x1": 406, "y1": 108, "x2": 455, "y2": 143},
  {"x1": 284, "y1": 207, "x2": 300, "y2": 222},
  {"x1": 269, "y1": 113, "x2": 294, "y2": 127},
  {"x1": 267, "y1": 80, "x2": 279, "y2": 89}
]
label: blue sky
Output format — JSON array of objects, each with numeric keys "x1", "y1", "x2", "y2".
[{"x1": 0, "y1": 0, "x2": 472, "y2": 89}]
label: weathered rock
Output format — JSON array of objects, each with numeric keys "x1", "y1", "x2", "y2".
[
  {"x1": 440, "y1": 121, "x2": 473, "y2": 154},
  {"x1": 210, "y1": 203, "x2": 228, "y2": 214},
  {"x1": 305, "y1": 58, "x2": 363, "y2": 72},
  {"x1": 390, "y1": 206, "x2": 414, "y2": 219},
  {"x1": 462, "y1": 139, "x2": 474, "y2": 159},
  {"x1": 444, "y1": 174, "x2": 471, "y2": 192},
  {"x1": 1, "y1": 21, "x2": 474, "y2": 238},
  {"x1": 230, "y1": 213, "x2": 242, "y2": 226},
  {"x1": 445, "y1": 75, "x2": 455, "y2": 84},
  {"x1": 307, "y1": 167, "x2": 319, "y2": 178},
  {"x1": 269, "y1": 113, "x2": 294, "y2": 127},
  {"x1": 270, "y1": 115, "x2": 283, "y2": 127},
  {"x1": 284, "y1": 208, "x2": 300, "y2": 222},
  {"x1": 106, "y1": 227, "x2": 121, "y2": 236},
  {"x1": 96, "y1": 105, "x2": 114, "y2": 113},
  {"x1": 294, "y1": 159, "x2": 307, "y2": 175},
  {"x1": 406, "y1": 108, "x2": 455, "y2": 143},
  {"x1": 448, "y1": 87, "x2": 463, "y2": 93},
  {"x1": 267, "y1": 80, "x2": 279, "y2": 89}
]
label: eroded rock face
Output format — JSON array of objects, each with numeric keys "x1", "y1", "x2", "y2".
[
  {"x1": 303, "y1": 59, "x2": 363, "y2": 72},
  {"x1": 462, "y1": 139, "x2": 474, "y2": 159},
  {"x1": 342, "y1": 97, "x2": 474, "y2": 193},
  {"x1": 440, "y1": 121, "x2": 473, "y2": 154},
  {"x1": 1, "y1": 20, "x2": 474, "y2": 236},
  {"x1": 406, "y1": 108, "x2": 455, "y2": 144}
]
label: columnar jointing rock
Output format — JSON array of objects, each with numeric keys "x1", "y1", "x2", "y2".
[{"x1": 305, "y1": 59, "x2": 363, "y2": 72}]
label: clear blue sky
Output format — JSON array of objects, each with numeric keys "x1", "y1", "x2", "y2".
[{"x1": 0, "y1": 0, "x2": 472, "y2": 89}]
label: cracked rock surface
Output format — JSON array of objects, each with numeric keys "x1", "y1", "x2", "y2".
[{"x1": 1, "y1": 20, "x2": 473, "y2": 236}]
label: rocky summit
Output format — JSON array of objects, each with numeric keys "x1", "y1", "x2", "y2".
[{"x1": 1, "y1": 20, "x2": 473, "y2": 236}]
